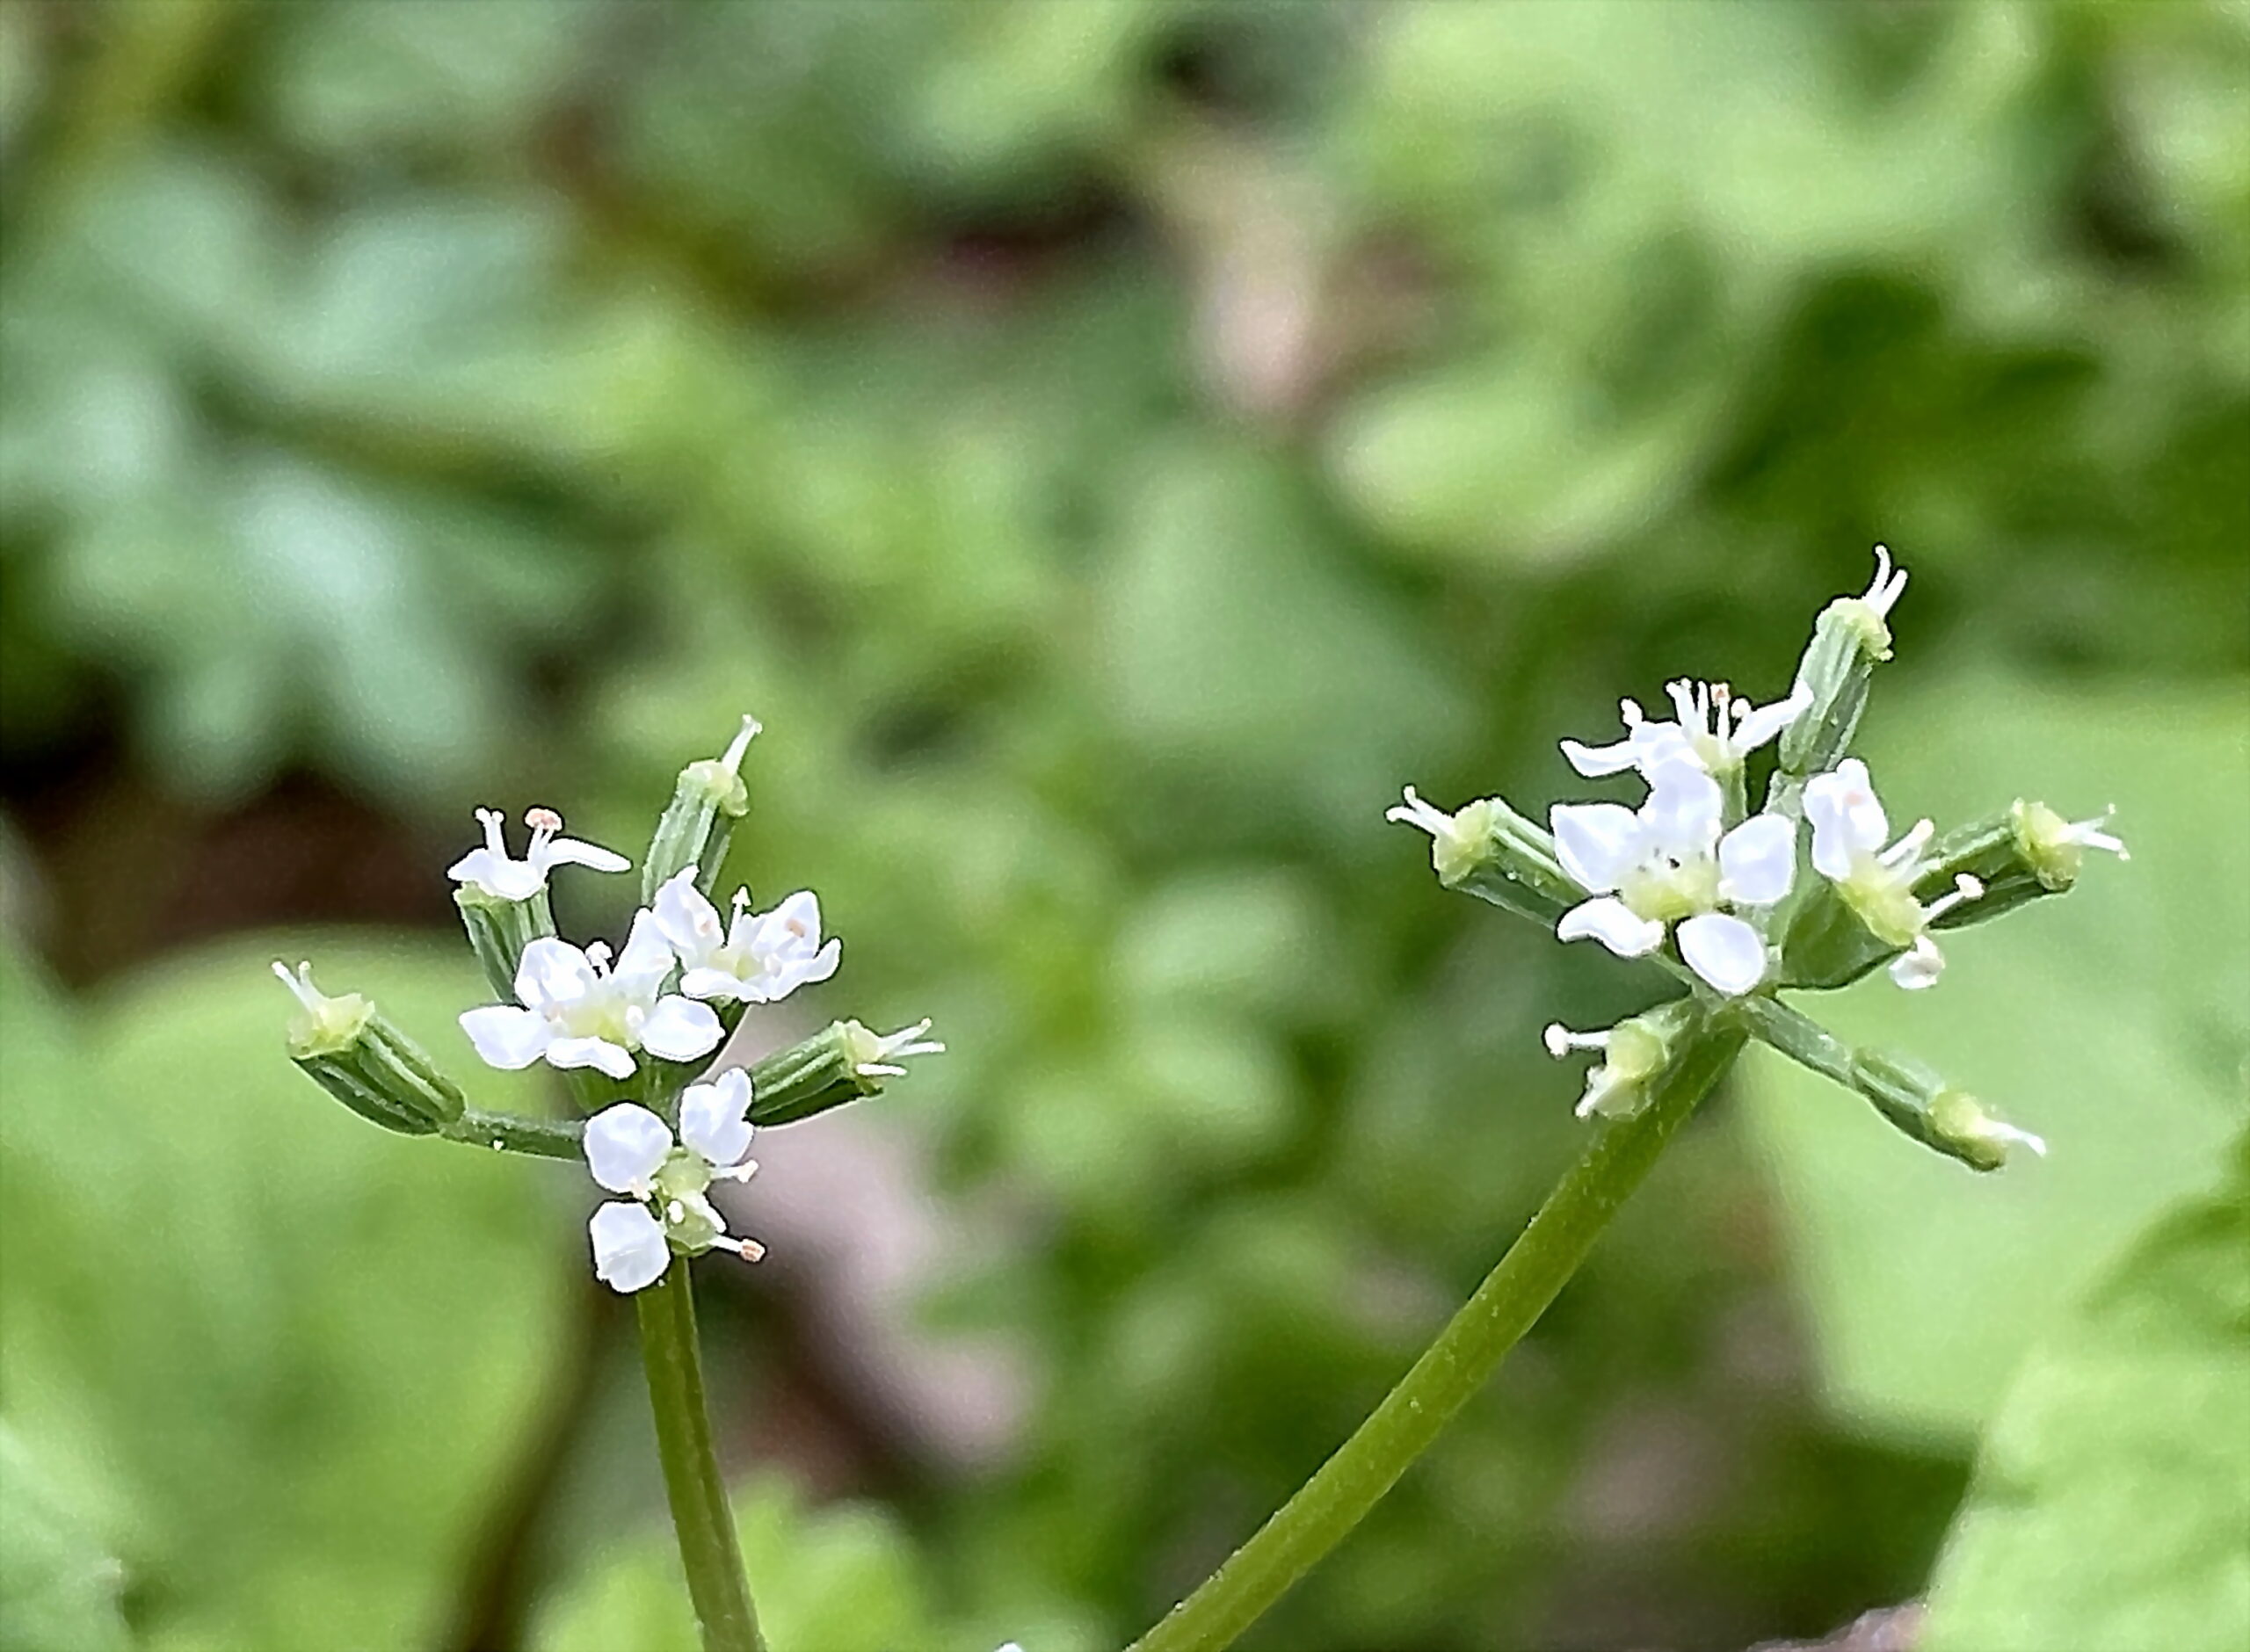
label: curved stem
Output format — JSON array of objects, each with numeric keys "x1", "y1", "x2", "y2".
[
  {"x1": 637, "y1": 1264, "x2": 766, "y2": 1652},
  {"x1": 1125, "y1": 1025, "x2": 1746, "y2": 1652}
]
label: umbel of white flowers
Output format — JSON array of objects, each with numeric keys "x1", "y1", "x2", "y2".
[
  {"x1": 274, "y1": 716, "x2": 947, "y2": 1293},
  {"x1": 1388, "y1": 547, "x2": 2125, "y2": 1165}
]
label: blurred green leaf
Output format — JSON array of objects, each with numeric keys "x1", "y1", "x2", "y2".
[
  {"x1": 1920, "y1": 1134, "x2": 2250, "y2": 1652},
  {"x1": 261, "y1": 0, "x2": 596, "y2": 159},
  {"x1": 1740, "y1": 680, "x2": 2249, "y2": 1439},
  {"x1": 530, "y1": 1477, "x2": 947, "y2": 1652},
  {"x1": 0, "y1": 1422, "x2": 132, "y2": 1652},
  {"x1": 0, "y1": 934, "x2": 570, "y2": 1651},
  {"x1": 1100, "y1": 437, "x2": 1468, "y2": 842}
]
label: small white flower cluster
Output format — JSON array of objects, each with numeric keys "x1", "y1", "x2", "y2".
[
  {"x1": 584, "y1": 1070, "x2": 764, "y2": 1293},
  {"x1": 1391, "y1": 549, "x2": 2126, "y2": 1117},
  {"x1": 452, "y1": 810, "x2": 840, "y2": 1083},
  {"x1": 443, "y1": 786, "x2": 940, "y2": 1294}
]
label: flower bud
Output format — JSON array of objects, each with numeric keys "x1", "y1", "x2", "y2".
[
  {"x1": 1775, "y1": 547, "x2": 1907, "y2": 791},
  {"x1": 642, "y1": 716, "x2": 759, "y2": 904},
  {"x1": 1387, "y1": 788, "x2": 1579, "y2": 926},
  {"x1": 1927, "y1": 1088, "x2": 2048, "y2": 1172},
  {"x1": 740, "y1": 1017, "x2": 944, "y2": 1127},
  {"x1": 273, "y1": 962, "x2": 464, "y2": 1134},
  {"x1": 1920, "y1": 800, "x2": 2128, "y2": 930},
  {"x1": 1741, "y1": 997, "x2": 2040, "y2": 1172},
  {"x1": 454, "y1": 883, "x2": 556, "y2": 1002}
]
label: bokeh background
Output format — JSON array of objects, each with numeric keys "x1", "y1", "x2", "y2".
[{"x1": 2, "y1": 3, "x2": 2246, "y2": 1649}]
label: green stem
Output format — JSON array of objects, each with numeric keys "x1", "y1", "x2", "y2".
[
  {"x1": 439, "y1": 1107, "x2": 584, "y2": 1160},
  {"x1": 636, "y1": 1264, "x2": 766, "y2": 1652},
  {"x1": 1125, "y1": 1024, "x2": 1746, "y2": 1652}
]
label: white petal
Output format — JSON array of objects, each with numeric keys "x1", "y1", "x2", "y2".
[
  {"x1": 590, "y1": 1201, "x2": 671, "y2": 1293},
  {"x1": 614, "y1": 909, "x2": 677, "y2": 993},
  {"x1": 755, "y1": 891, "x2": 824, "y2": 954},
  {"x1": 548, "y1": 1036, "x2": 637, "y2": 1081},
  {"x1": 542, "y1": 837, "x2": 630, "y2": 874},
  {"x1": 480, "y1": 862, "x2": 545, "y2": 902},
  {"x1": 459, "y1": 1004, "x2": 553, "y2": 1069},
  {"x1": 758, "y1": 938, "x2": 841, "y2": 1002},
  {"x1": 1558, "y1": 735, "x2": 1643, "y2": 778},
  {"x1": 652, "y1": 871, "x2": 724, "y2": 966},
  {"x1": 1677, "y1": 913, "x2": 1767, "y2": 996},
  {"x1": 515, "y1": 938, "x2": 595, "y2": 1014},
  {"x1": 1639, "y1": 757, "x2": 1724, "y2": 859},
  {"x1": 680, "y1": 1069, "x2": 756, "y2": 1168},
  {"x1": 1888, "y1": 935, "x2": 1945, "y2": 990},
  {"x1": 1730, "y1": 685, "x2": 1811, "y2": 756},
  {"x1": 1804, "y1": 758, "x2": 1888, "y2": 880},
  {"x1": 639, "y1": 995, "x2": 723, "y2": 1063},
  {"x1": 679, "y1": 966, "x2": 746, "y2": 1003},
  {"x1": 1550, "y1": 804, "x2": 1642, "y2": 894},
  {"x1": 584, "y1": 1103, "x2": 674, "y2": 1193},
  {"x1": 446, "y1": 847, "x2": 511, "y2": 891},
  {"x1": 1556, "y1": 896, "x2": 1666, "y2": 958},
  {"x1": 1717, "y1": 814, "x2": 1797, "y2": 907}
]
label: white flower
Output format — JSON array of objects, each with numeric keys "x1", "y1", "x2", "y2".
[
  {"x1": 458, "y1": 911, "x2": 722, "y2": 1080},
  {"x1": 1804, "y1": 758, "x2": 1988, "y2": 989},
  {"x1": 843, "y1": 1018, "x2": 946, "y2": 1078},
  {"x1": 1561, "y1": 678, "x2": 1811, "y2": 781},
  {"x1": 447, "y1": 806, "x2": 629, "y2": 902},
  {"x1": 1550, "y1": 757, "x2": 1795, "y2": 995},
  {"x1": 584, "y1": 1073, "x2": 765, "y2": 1294},
  {"x1": 651, "y1": 871, "x2": 842, "y2": 1006}
]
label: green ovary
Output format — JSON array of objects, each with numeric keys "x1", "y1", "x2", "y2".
[
  {"x1": 653, "y1": 1148, "x2": 714, "y2": 1203},
  {"x1": 1843, "y1": 873, "x2": 1924, "y2": 948},
  {"x1": 1621, "y1": 859, "x2": 1718, "y2": 924}
]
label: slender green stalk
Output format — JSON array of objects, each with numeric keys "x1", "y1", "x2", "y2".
[
  {"x1": 1125, "y1": 1025, "x2": 1746, "y2": 1652},
  {"x1": 637, "y1": 1264, "x2": 766, "y2": 1652},
  {"x1": 439, "y1": 1107, "x2": 584, "y2": 1160}
]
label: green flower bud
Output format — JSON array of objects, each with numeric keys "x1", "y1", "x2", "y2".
[
  {"x1": 744, "y1": 1017, "x2": 945, "y2": 1127},
  {"x1": 642, "y1": 715, "x2": 759, "y2": 904},
  {"x1": 1773, "y1": 547, "x2": 1908, "y2": 797},
  {"x1": 1387, "y1": 787, "x2": 1579, "y2": 926},
  {"x1": 273, "y1": 962, "x2": 464, "y2": 1134},
  {"x1": 1740, "y1": 996, "x2": 2042, "y2": 1172}
]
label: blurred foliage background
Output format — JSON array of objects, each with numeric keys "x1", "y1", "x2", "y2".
[{"x1": 1, "y1": 2, "x2": 2246, "y2": 1649}]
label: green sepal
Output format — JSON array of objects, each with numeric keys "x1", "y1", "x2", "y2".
[
  {"x1": 642, "y1": 716, "x2": 759, "y2": 904},
  {"x1": 280, "y1": 972, "x2": 465, "y2": 1134},
  {"x1": 454, "y1": 884, "x2": 556, "y2": 1002},
  {"x1": 1771, "y1": 576, "x2": 1894, "y2": 808},
  {"x1": 1428, "y1": 795, "x2": 1579, "y2": 926},
  {"x1": 744, "y1": 1022, "x2": 886, "y2": 1127}
]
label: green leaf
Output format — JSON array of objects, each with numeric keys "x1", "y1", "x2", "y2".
[
  {"x1": 1738, "y1": 680, "x2": 2248, "y2": 1438},
  {"x1": 1920, "y1": 1135, "x2": 2250, "y2": 1652},
  {"x1": 0, "y1": 934, "x2": 571, "y2": 1651},
  {"x1": 0, "y1": 1422, "x2": 133, "y2": 1652},
  {"x1": 1099, "y1": 436, "x2": 1469, "y2": 845},
  {"x1": 530, "y1": 1477, "x2": 947, "y2": 1652}
]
